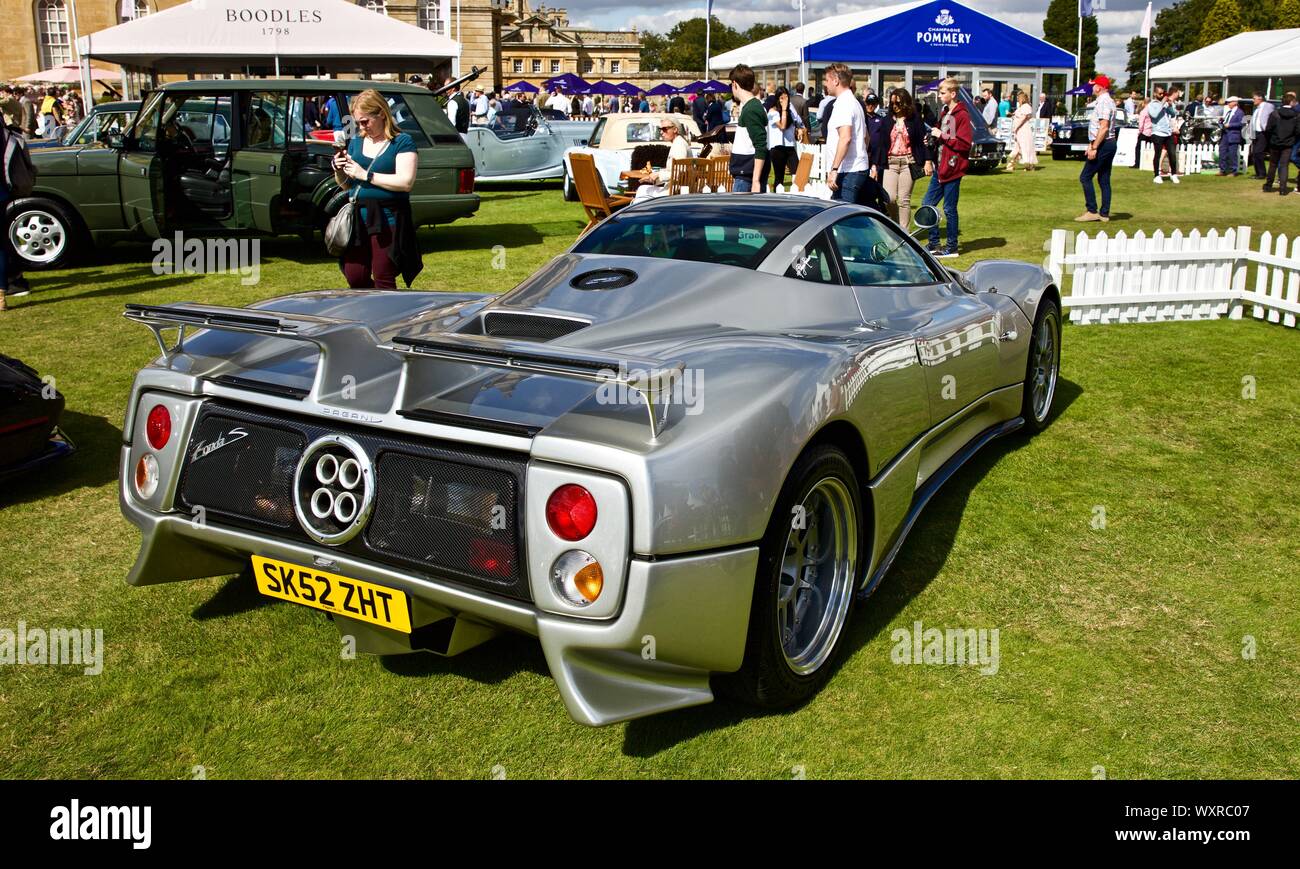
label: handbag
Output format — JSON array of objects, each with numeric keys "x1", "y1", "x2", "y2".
[
  {"x1": 324, "y1": 139, "x2": 391, "y2": 257},
  {"x1": 324, "y1": 188, "x2": 357, "y2": 257},
  {"x1": 908, "y1": 161, "x2": 926, "y2": 182}
]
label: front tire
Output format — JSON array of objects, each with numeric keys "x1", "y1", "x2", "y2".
[
  {"x1": 562, "y1": 169, "x2": 578, "y2": 201},
  {"x1": 6, "y1": 198, "x2": 83, "y2": 270},
  {"x1": 1020, "y1": 298, "x2": 1061, "y2": 432},
  {"x1": 719, "y1": 445, "x2": 865, "y2": 709}
]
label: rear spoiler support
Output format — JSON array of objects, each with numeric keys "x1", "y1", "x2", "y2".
[
  {"x1": 387, "y1": 333, "x2": 686, "y2": 440},
  {"x1": 123, "y1": 303, "x2": 396, "y2": 412}
]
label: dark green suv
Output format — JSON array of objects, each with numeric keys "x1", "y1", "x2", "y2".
[{"x1": 7, "y1": 81, "x2": 478, "y2": 270}]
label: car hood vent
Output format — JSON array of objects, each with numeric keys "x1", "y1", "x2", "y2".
[{"x1": 482, "y1": 312, "x2": 589, "y2": 342}]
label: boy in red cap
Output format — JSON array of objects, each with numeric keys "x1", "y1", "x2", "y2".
[{"x1": 1076, "y1": 75, "x2": 1118, "y2": 222}]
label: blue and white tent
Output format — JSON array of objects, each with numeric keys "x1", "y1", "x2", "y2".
[{"x1": 710, "y1": 0, "x2": 1077, "y2": 96}]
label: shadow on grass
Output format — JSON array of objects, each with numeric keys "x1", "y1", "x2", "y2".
[
  {"x1": 192, "y1": 569, "x2": 276, "y2": 620},
  {"x1": 478, "y1": 181, "x2": 564, "y2": 194},
  {"x1": 621, "y1": 378, "x2": 1084, "y2": 756},
  {"x1": 378, "y1": 631, "x2": 550, "y2": 684},
  {"x1": 960, "y1": 236, "x2": 1007, "y2": 253},
  {"x1": 0, "y1": 409, "x2": 122, "y2": 507},
  {"x1": 18, "y1": 272, "x2": 207, "y2": 308}
]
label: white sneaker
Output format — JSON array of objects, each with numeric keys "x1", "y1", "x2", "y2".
[
  {"x1": 1153, "y1": 176, "x2": 1164, "y2": 184},
  {"x1": 1171, "y1": 175, "x2": 1181, "y2": 184}
]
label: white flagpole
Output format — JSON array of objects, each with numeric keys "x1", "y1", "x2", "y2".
[
  {"x1": 705, "y1": 1, "x2": 712, "y2": 79},
  {"x1": 799, "y1": 0, "x2": 806, "y2": 85}
]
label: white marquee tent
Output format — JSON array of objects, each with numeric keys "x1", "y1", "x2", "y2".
[
  {"x1": 79, "y1": 0, "x2": 460, "y2": 81},
  {"x1": 1149, "y1": 28, "x2": 1300, "y2": 96}
]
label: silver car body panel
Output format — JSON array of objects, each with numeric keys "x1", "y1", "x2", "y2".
[
  {"x1": 118, "y1": 194, "x2": 1058, "y2": 725},
  {"x1": 463, "y1": 116, "x2": 597, "y2": 182}
]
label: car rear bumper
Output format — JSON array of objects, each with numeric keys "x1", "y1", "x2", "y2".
[{"x1": 119, "y1": 444, "x2": 757, "y2": 726}]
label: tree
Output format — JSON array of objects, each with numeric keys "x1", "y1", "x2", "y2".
[
  {"x1": 742, "y1": 23, "x2": 792, "y2": 43},
  {"x1": 639, "y1": 16, "x2": 746, "y2": 73},
  {"x1": 1042, "y1": 0, "x2": 1100, "y2": 80},
  {"x1": 1198, "y1": 0, "x2": 1246, "y2": 50},
  {"x1": 1274, "y1": 0, "x2": 1300, "y2": 27}
]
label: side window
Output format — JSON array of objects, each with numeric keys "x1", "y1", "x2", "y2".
[
  {"x1": 830, "y1": 215, "x2": 942, "y2": 286},
  {"x1": 127, "y1": 91, "x2": 165, "y2": 153},
  {"x1": 784, "y1": 232, "x2": 840, "y2": 284},
  {"x1": 382, "y1": 93, "x2": 432, "y2": 147},
  {"x1": 246, "y1": 92, "x2": 287, "y2": 150},
  {"x1": 626, "y1": 123, "x2": 652, "y2": 142}
]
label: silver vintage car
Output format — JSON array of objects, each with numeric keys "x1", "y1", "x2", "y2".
[
  {"x1": 118, "y1": 196, "x2": 1061, "y2": 725},
  {"x1": 463, "y1": 104, "x2": 597, "y2": 183}
]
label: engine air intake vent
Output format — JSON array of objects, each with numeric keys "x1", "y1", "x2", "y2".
[{"x1": 482, "y1": 312, "x2": 588, "y2": 342}]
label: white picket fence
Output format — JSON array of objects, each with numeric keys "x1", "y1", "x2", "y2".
[
  {"x1": 1048, "y1": 226, "x2": 1300, "y2": 327},
  {"x1": 1137, "y1": 141, "x2": 1247, "y2": 172}
]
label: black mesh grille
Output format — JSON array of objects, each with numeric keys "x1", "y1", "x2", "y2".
[
  {"x1": 367, "y1": 452, "x2": 520, "y2": 591},
  {"x1": 175, "y1": 402, "x2": 531, "y2": 600},
  {"x1": 178, "y1": 414, "x2": 304, "y2": 529},
  {"x1": 482, "y1": 311, "x2": 588, "y2": 342}
]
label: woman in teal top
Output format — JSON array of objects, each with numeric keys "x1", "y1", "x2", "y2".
[{"x1": 332, "y1": 89, "x2": 421, "y2": 288}]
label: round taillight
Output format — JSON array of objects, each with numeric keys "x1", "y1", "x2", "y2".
[
  {"x1": 135, "y1": 453, "x2": 159, "y2": 499},
  {"x1": 545, "y1": 484, "x2": 597, "y2": 541},
  {"x1": 551, "y1": 550, "x2": 604, "y2": 607},
  {"x1": 146, "y1": 404, "x2": 171, "y2": 450}
]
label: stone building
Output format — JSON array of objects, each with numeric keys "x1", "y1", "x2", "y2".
[{"x1": 1, "y1": 0, "x2": 695, "y2": 93}]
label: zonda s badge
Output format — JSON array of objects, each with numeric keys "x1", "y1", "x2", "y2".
[{"x1": 191, "y1": 427, "x2": 249, "y2": 461}]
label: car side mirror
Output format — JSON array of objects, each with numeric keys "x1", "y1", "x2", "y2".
[
  {"x1": 913, "y1": 205, "x2": 940, "y2": 231},
  {"x1": 870, "y1": 241, "x2": 891, "y2": 264},
  {"x1": 578, "y1": 139, "x2": 588, "y2": 146}
]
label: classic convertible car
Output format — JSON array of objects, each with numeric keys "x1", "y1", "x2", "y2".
[
  {"x1": 462, "y1": 104, "x2": 596, "y2": 184},
  {"x1": 561, "y1": 112, "x2": 701, "y2": 199},
  {"x1": 117, "y1": 196, "x2": 1061, "y2": 725},
  {"x1": 1, "y1": 353, "x2": 75, "y2": 483}
]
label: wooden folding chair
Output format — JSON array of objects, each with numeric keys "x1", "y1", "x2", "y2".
[
  {"x1": 668, "y1": 158, "x2": 709, "y2": 194},
  {"x1": 707, "y1": 154, "x2": 732, "y2": 191},
  {"x1": 569, "y1": 152, "x2": 631, "y2": 236},
  {"x1": 792, "y1": 152, "x2": 814, "y2": 191}
]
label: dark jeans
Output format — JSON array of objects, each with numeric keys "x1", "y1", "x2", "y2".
[
  {"x1": 1265, "y1": 147, "x2": 1291, "y2": 193},
  {"x1": 732, "y1": 175, "x2": 753, "y2": 193},
  {"x1": 1080, "y1": 138, "x2": 1117, "y2": 216},
  {"x1": 1151, "y1": 134, "x2": 1177, "y2": 176},
  {"x1": 921, "y1": 175, "x2": 961, "y2": 249},
  {"x1": 341, "y1": 225, "x2": 398, "y2": 289},
  {"x1": 1250, "y1": 134, "x2": 1270, "y2": 177},
  {"x1": 832, "y1": 170, "x2": 868, "y2": 204},
  {"x1": 767, "y1": 145, "x2": 798, "y2": 190},
  {"x1": 1218, "y1": 139, "x2": 1241, "y2": 173}
]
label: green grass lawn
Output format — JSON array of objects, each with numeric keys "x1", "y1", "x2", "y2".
[{"x1": 1, "y1": 161, "x2": 1298, "y2": 778}]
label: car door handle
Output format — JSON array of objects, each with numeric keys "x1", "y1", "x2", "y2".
[
  {"x1": 998, "y1": 330, "x2": 1018, "y2": 342},
  {"x1": 268, "y1": 164, "x2": 277, "y2": 174}
]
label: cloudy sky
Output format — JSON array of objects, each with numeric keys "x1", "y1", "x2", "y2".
[{"x1": 563, "y1": 0, "x2": 1175, "y2": 81}]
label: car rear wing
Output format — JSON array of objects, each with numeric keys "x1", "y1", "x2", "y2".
[
  {"x1": 123, "y1": 303, "x2": 395, "y2": 410},
  {"x1": 387, "y1": 332, "x2": 686, "y2": 440}
]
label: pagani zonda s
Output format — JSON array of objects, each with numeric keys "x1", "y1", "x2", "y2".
[{"x1": 118, "y1": 195, "x2": 1061, "y2": 725}]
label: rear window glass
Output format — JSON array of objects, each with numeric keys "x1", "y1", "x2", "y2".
[
  {"x1": 573, "y1": 202, "x2": 823, "y2": 269},
  {"x1": 382, "y1": 92, "x2": 433, "y2": 147}
]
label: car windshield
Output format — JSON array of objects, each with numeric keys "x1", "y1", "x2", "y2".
[
  {"x1": 588, "y1": 117, "x2": 606, "y2": 147},
  {"x1": 573, "y1": 201, "x2": 825, "y2": 269}
]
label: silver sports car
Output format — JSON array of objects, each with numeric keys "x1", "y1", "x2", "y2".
[{"x1": 118, "y1": 195, "x2": 1061, "y2": 725}]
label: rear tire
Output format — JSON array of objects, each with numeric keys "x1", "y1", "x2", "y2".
[
  {"x1": 718, "y1": 445, "x2": 865, "y2": 709},
  {"x1": 1020, "y1": 298, "x2": 1061, "y2": 432},
  {"x1": 6, "y1": 197, "x2": 85, "y2": 271},
  {"x1": 563, "y1": 169, "x2": 578, "y2": 201}
]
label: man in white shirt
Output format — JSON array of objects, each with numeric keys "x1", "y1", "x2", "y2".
[
  {"x1": 1249, "y1": 92, "x2": 1275, "y2": 179},
  {"x1": 822, "y1": 63, "x2": 869, "y2": 203},
  {"x1": 581, "y1": 94, "x2": 594, "y2": 118},
  {"x1": 471, "y1": 89, "x2": 489, "y2": 124},
  {"x1": 545, "y1": 88, "x2": 570, "y2": 118},
  {"x1": 981, "y1": 88, "x2": 997, "y2": 128},
  {"x1": 444, "y1": 86, "x2": 462, "y2": 128}
]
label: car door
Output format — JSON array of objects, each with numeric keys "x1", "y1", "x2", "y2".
[
  {"x1": 118, "y1": 90, "x2": 167, "y2": 238},
  {"x1": 828, "y1": 214, "x2": 1002, "y2": 427},
  {"x1": 230, "y1": 90, "x2": 289, "y2": 233}
]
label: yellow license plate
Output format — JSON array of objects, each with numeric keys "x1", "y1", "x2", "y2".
[{"x1": 251, "y1": 556, "x2": 412, "y2": 633}]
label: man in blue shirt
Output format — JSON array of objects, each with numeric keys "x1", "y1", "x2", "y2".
[{"x1": 1218, "y1": 96, "x2": 1245, "y2": 175}]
